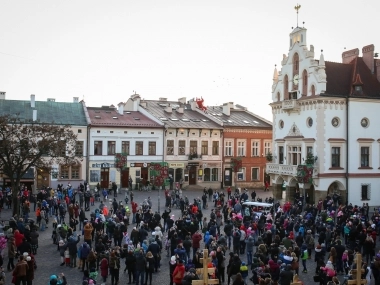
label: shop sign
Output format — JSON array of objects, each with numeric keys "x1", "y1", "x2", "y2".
[
  {"x1": 188, "y1": 162, "x2": 199, "y2": 166},
  {"x1": 203, "y1": 163, "x2": 221, "y2": 168},
  {"x1": 168, "y1": 163, "x2": 185, "y2": 168},
  {"x1": 92, "y1": 163, "x2": 115, "y2": 168},
  {"x1": 130, "y1": 162, "x2": 151, "y2": 167}
]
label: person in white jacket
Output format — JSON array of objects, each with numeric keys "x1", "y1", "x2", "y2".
[{"x1": 154, "y1": 226, "x2": 163, "y2": 240}]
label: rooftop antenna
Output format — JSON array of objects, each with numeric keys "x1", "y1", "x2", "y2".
[{"x1": 294, "y1": 4, "x2": 301, "y2": 28}]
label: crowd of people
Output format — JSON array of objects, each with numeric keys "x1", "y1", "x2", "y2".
[{"x1": 1, "y1": 183, "x2": 380, "y2": 285}]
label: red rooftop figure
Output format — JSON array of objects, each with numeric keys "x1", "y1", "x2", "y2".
[{"x1": 195, "y1": 97, "x2": 207, "y2": 111}]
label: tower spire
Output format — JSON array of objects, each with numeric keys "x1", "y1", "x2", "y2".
[{"x1": 294, "y1": 4, "x2": 301, "y2": 28}]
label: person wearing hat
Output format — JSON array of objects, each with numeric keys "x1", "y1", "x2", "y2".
[
  {"x1": 13, "y1": 255, "x2": 29, "y2": 284},
  {"x1": 169, "y1": 256, "x2": 177, "y2": 285},
  {"x1": 173, "y1": 259, "x2": 185, "y2": 285}
]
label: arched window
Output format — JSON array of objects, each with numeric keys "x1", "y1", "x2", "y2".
[
  {"x1": 302, "y1": 69, "x2": 308, "y2": 96},
  {"x1": 277, "y1": 92, "x2": 280, "y2": 102},
  {"x1": 311, "y1": 85, "x2": 316, "y2": 96},
  {"x1": 284, "y1": 75, "x2": 289, "y2": 100},
  {"x1": 204, "y1": 168, "x2": 210, "y2": 181},
  {"x1": 293, "y1": 53, "x2": 299, "y2": 75}
]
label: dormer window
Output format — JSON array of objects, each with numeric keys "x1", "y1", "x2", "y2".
[{"x1": 355, "y1": 86, "x2": 362, "y2": 92}]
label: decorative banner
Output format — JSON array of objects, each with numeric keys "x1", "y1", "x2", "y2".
[
  {"x1": 114, "y1": 153, "x2": 128, "y2": 169},
  {"x1": 230, "y1": 157, "x2": 243, "y2": 172},
  {"x1": 296, "y1": 164, "x2": 314, "y2": 183},
  {"x1": 149, "y1": 162, "x2": 170, "y2": 187}
]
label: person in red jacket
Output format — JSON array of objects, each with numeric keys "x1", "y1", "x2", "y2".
[
  {"x1": 173, "y1": 259, "x2": 185, "y2": 285},
  {"x1": 14, "y1": 229, "x2": 24, "y2": 248},
  {"x1": 192, "y1": 231, "x2": 202, "y2": 259}
]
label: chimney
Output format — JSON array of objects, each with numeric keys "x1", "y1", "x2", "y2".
[
  {"x1": 362, "y1": 44, "x2": 375, "y2": 73},
  {"x1": 222, "y1": 102, "x2": 233, "y2": 116},
  {"x1": 342, "y1": 48, "x2": 359, "y2": 64},
  {"x1": 0, "y1": 91, "x2": 5, "y2": 100},
  {"x1": 33, "y1": 110, "x2": 37, "y2": 121},
  {"x1": 159, "y1": 97, "x2": 167, "y2": 101},
  {"x1": 177, "y1": 107, "x2": 184, "y2": 114},
  {"x1": 117, "y1": 102, "x2": 124, "y2": 115},
  {"x1": 30, "y1": 94, "x2": 35, "y2": 108},
  {"x1": 178, "y1": 97, "x2": 186, "y2": 104},
  {"x1": 376, "y1": 60, "x2": 380, "y2": 82},
  {"x1": 73, "y1": 97, "x2": 79, "y2": 103}
]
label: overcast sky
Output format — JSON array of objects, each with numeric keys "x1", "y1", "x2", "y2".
[{"x1": 0, "y1": 0, "x2": 379, "y2": 121}]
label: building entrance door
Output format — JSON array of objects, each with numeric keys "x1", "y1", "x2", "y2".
[
  {"x1": 100, "y1": 168, "x2": 110, "y2": 189},
  {"x1": 141, "y1": 167, "x2": 148, "y2": 186},
  {"x1": 189, "y1": 167, "x2": 196, "y2": 185},
  {"x1": 120, "y1": 168, "x2": 130, "y2": 188}
]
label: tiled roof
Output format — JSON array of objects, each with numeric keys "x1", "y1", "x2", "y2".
[
  {"x1": 0, "y1": 99, "x2": 87, "y2": 125},
  {"x1": 87, "y1": 107, "x2": 162, "y2": 128},
  {"x1": 141, "y1": 100, "x2": 223, "y2": 129},
  {"x1": 205, "y1": 105, "x2": 272, "y2": 128},
  {"x1": 324, "y1": 57, "x2": 380, "y2": 97}
]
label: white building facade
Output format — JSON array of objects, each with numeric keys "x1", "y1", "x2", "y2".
[{"x1": 266, "y1": 26, "x2": 380, "y2": 206}]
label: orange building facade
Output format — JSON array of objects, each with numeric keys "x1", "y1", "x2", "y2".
[{"x1": 206, "y1": 103, "x2": 273, "y2": 189}]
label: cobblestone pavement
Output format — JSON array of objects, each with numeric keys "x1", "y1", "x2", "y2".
[{"x1": 0, "y1": 189, "x2": 346, "y2": 285}]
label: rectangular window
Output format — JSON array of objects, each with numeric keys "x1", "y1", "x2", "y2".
[
  {"x1": 204, "y1": 168, "x2": 210, "y2": 181},
  {"x1": 178, "y1": 140, "x2": 185, "y2": 155},
  {"x1": 237, "y1": 141, "x2": 245, "y2": 156},
  {"x1": 201, "y1": 141, "x2": 208, "y2": 155},
  {"x1": 107, "y1": 141, "x2": 116, "y2": 155},
  {"x1": 121, "y1": 141, "x2": 130, "y2": 154},
  {"x1": 149, "y1": 142, "x2": 156, "y2": 155},
  {"x1": 211, "y1": 168, "x2": 218, "y2": 181},
  {"x1": 331, "y1": 147, "x2": 340, "y2": 167},
  {"x1": 264, "y1": 141, "x2": 271, "y2": 155},
  {"x1": 225, "y1": 141, "x2": 232, "y2": 156},
  {"x1": 307, "y1": 146, "x2": 313, "y2": 154},
  {"x1": 251, "y1": 168, "x2": 259, "y2": 180},
  {"x1": 212, "y1": 141, "x2": 219, "y2": 155},
  {"x1": 60, "y1": 165, "x2": 69, "y2": 179},
  {"x1": 237, "y1": 167, "x2": 246, "y2": 181},
  {"x1": 361, "y1": 147, "x2": 370, "y2": 167},
  {"x1": 60, "y1": 142, "x2": 66, "y2": 157},
  {"x1": 167, "y1": 140, "x2": 174, "y2": 155},
  {"x1": 252, "y1": 141, "x2": 259, "y2": 157},
  {"x1": 94, "y1": 141, "x2": 103, "y2": 155},
  {"x1": 361, "y1": 184, "x2": 370, "y2": 200},
  {"x1": 75, "y1": 141, "x2": 84, "y2": 156},
  {"x1": 279, "y1": 146, "x2": 284, "y2": 164},
  {"x1": 190, "y1": 140, "x2": 197, "y2": 154},
  {"x1": 136, "y1": 141, "x2": 143, "y2": 155},
  {"x1": 288, "y1": 146, "x2": 301, "y2": 165},
  {"x1": 71, "y1": 166, "x2": 80, "y2": 179}
]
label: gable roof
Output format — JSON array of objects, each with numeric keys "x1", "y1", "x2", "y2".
[
  {"x1": 206, "y1": 105, "x2": 272, "y2": 128},
  {"x1": 0, "y1": 99, "x2": 87, "y2": 125},
  {"x1": 141, "y1": 100, "x2": 222, "y2": 129},
  {"x1": 324, "y1": 57, "x2": 380, "y2": 97},
  {"x1": 87, "y1": 106, "x2": 162, "y2": 128}
]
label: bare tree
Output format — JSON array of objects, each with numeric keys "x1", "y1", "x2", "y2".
[{"x1": 0, "y1": 115, "x2": 82, "y2": 216}]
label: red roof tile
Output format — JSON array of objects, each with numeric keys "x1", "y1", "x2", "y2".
[{"x1": 324, "y1": 57, "x2": 380, "y2": 97}]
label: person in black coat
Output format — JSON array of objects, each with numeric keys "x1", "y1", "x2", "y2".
[
  {"x1": 124, "y1": 250, "x2": 136, "y2": 284},
  {"x1": 279, "y1": 265, "x2": 294, "y2": 285}
]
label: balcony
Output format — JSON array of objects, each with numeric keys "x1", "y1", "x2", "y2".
[
  {"x1": 266, "y1": 163, "x2": 298, "y2": 176},
  {"x1": 282, "y1": 99, "x2": 300, "y2": 112},
  {"x1": 188, "y1": 153, "x2": 202, "y2": 161}
]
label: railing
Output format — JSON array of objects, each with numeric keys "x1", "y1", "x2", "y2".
[
  {"x1": 266, "y1": 163, "x2": 298, "y2": 176},
  {"x1": 282, "y1": 99, "x2": 299, "y2": 110}
]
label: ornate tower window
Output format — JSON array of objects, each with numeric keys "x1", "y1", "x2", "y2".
[
  {"x1": 302, "y1": 69, "x2": 308, "y2": 96},
  {"x1": 284, "y1": 75, "x2": 289, "y2": 100}
]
